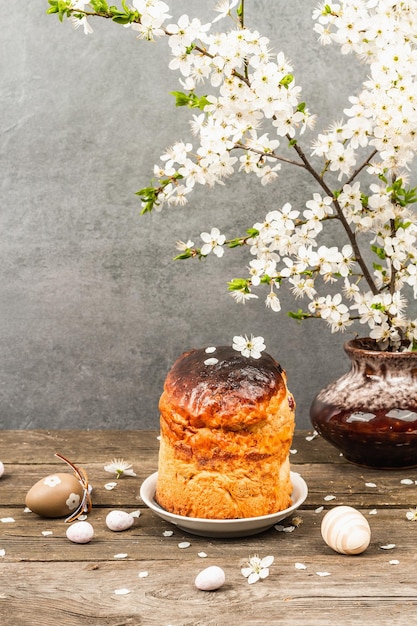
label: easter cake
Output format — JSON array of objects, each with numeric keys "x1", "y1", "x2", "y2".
[{"x1": 155, "y1": 346, "x2": 295, "y2": 519}]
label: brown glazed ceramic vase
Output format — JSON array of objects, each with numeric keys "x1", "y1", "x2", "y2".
[{"x1": 310, "y1": 338, "x2": 417, "y2": 469}]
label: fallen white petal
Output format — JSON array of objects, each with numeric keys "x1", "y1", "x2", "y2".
[
  {"x1": 1, "y1": 518, "x2": 15, "y2": 523},
  {"x1": 290, "y1": 449, "x2": 298, "y2": 455},
  {"x1": 41, "y1": 531, "x2": 53, "y2": 537},
  {"x1": 178, "y1": 542, "x2": 191, "y2": 549},
  {"x1": 105, "y1": 482, "x2": 118, "y2": 490},
  {"x1": 316, "y1": 571, "x2": 331, "y2": 577},
  {"x1": 283, "y1": 525, "x2": 295, "y2": 533},
  {"x1": 0, "y1": 549, "x2": 5, "y2": 557},
  {"x1": 138, "y1": 571, "x2": 149, "y2": 578},
  {"x1": 114, "y1": 553, "x2": 128, "y2": 559},
  {"x1": 23, "y1": 507, "x2": 31, "y2": 513},
  {"x1": 400, "y1": 479, "x2": 414, "y2": 485},
  {"x1": 295, "y1": 562, "x2": 307, "y2": 570},
  {"x1": 130, "y1": 510, "x2": 141, "y2": 518},
  {"x1": 305, "y1": 431, "x2": 318, "y2": 441},
  {"x1": 369, "y1": 509, "x2": 378, "y2": 515},
  {"x1": 274, "y1": 524, "x2": 285, "y2": 531},
  {"x1": 114, "y1": 588, "x2": 131, "y2": 595},
  {"x1": 198, "y1": 552, "x2": 208, "y2": 558},
  {"x1": 315, "y1": 506, "x2": 324, "y2": 513},
  {"x1": 324, "y1": 495, "x2": 336, "y2": 501},
  {"x1": 389, "y1": 560, "x2": 400, "y2": 565},
  {"x1": 163, "y1": 530, "x2": 173, "y2": 537},
  {"x1": 365, "y1": 482, "x2": 377, "y2": 488},
  {"x1": 78, "y1": 514, "x2": 88, "y2": 521},
  {"x1": 380, "y1": 544, "x2": 396, "y2": 550}
]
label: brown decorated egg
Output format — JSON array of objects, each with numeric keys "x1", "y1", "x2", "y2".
[{"x1": 25, "y1": 473, "x2": 84, "y2": 518}]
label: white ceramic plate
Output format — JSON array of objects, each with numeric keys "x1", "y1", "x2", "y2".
[{"x1": 140, "y1": 471, "x2": 308, "y2": 538}]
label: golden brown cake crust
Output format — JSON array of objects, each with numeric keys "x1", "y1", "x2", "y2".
[{"x1": 156, "y1": 346, "x2": 295, "y2": 519}]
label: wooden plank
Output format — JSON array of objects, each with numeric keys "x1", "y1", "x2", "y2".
[
  {"x1": 1, "y1": 559, "x2": 417, "y2": 626},
  {"x1": 1, "y1": 460, "x2": 416, "y2": 508},
  {"x1": 0, "y1": 430, "x2": 161, "y2": 464},
  {"x1": 0, "y1": 507, "x2": 414, "y2": 562},
  {"x1": 0, "y1": 429, "x2": 341, "y2": 464}
]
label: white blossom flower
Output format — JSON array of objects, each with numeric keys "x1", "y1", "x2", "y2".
[
  {"x1": 104, "y1": 459, "x2": 136, "y2": 479},
  {"x1": 232, "y1": 334, "x2": 266, "y2": 359},
  {"x1": 241, "y1": 554, "x2": 274, "y2": 584},
  {"x1": 200, "y1": 227, "x2": 226, "y2": 257}
]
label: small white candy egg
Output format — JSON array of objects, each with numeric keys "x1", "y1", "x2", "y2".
[
  {"x1": 66, "y1": 521, "x2": 94, "y2": 544},
  {"x1": 106, "y1": 510, "x2": 135, "y2": 532},
  {"x1": 195, "y1": 566, "x2": 226, "y2": 591},
  {"x1": 0, "y1": 461, "x2": 4, "y2": 478},
  {"x1": 321, "y1": 505, "x2": 371, "y2": 555}
]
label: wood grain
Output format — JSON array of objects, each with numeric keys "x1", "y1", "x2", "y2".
[{"x1": 1, "y1": 429, "x2": 417, "y2": 625}]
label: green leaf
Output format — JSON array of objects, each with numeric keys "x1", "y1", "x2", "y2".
[
  {"x1": 245, "y1": 227, "x2": 259, "y2": 238},
  {"x1": 171, "y1": 91, "x2": 209, "y2": 110},
  {"x1": 371, "y1": 244, "x2": 386, "y2": 260},
  {"x1": 227, "y1": 278, "x2": 250, "y2": 292},
  {"x1": 288, "y1": 309, "x2": 310, "y2": 321},
  {"x1": 280, "y1": 74, "x2": 294, "y2": 88},
  {"x1": 173, "y1": 249, "x2": 194, "y2": 261}
]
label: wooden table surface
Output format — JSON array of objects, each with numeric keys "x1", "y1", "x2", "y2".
[{"x1": 1, "y1": 429, "x2": 417, "y2": 625}]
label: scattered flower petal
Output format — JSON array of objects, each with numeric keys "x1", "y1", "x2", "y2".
[
  {"x1": 78, "y1": 514, "x2": 88, "y2": 521},
  {"x1": 324, "y1": 495, "x2": 336, "y2": 501},
  {"x1": 205, "y1": 347, "x2": 216, "y2": 353},
  {"x1": 365, "y1": 482, "x2": 377, "y2": 488},
  {"x1": 232, "y1": 334, "x2": 266, "y2": 359},
  {"x1": 316, "y1": 571, "x2": 331, "y2": 577},
  {"x1": 295, "y1": 562, "x2": 307, "y2": 570},
  {"x1": 241, "y1": 554, "x2": 274, "y2": 584},
  {"x1": 114, "y1": 588, "x2": 131, "y2": 595},
  {"x1": 1, "y1": 518, "x2": 15, "y2": 523},
  {"x1": 306, "y1": 431, "x2": 318, "y2": 441},
  {"x1": 104, "y1": 458, "x2": 136, "y2": 479},
  {"x1": 406, "y1": 508, "x2": 417, "y2": 521},
  {"x1": 290, "y1": 449, "x2": 298, "y2": 455},
  {"x1": 389, "y1": 560, "x2": 400, "y2": 565},
  {"x1": 114, "y1": 553, "x2": 128, "y2": 559},
  {"x1": 24, "y1": 507, "x2": 31, "y2": 513},
  {"x1": 0, "y1": 549, "x2": 5, "y2": 557},
  {"x1": 369, "y1": 509, "x2": 378, "y2": 515},
  {"x1": 130, "y1": 510, "x2": 141, "y2": 518},
  {"x1": 380, "y1": 544, "x2": 396, "y2": 550},
  {"x1": 139, "y1": 571, "x2": 149, "y2": 578},
  {"x1": 204, "y1": 358, "x2": 219, "y2": 365},
  {"x1": 163, "y1": 530, "x2": 174, "y2": 537},
  {"x1": 198, "y1": 552, "x2": 208, "y2": 558},
  {"x1": 178, "y1": 541, "x2": 191, "y2": 549},
  {"x1": 315, "y1": 506, "x2": 324, "y2": 513},
  {"x1": 41, "y1": 531, "x2": 53, "y2": 536},
  {"x1": 400, "y1": 479, "x2": 414, "y2": 485},
  {"x1": 104, "y1": 482, "x2": 118, "y2": 491}
]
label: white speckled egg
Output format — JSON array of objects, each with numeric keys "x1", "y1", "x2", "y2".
[
  {"x1": 321, "y1": 505, "x2": 371, "y2": 555},
  {"x1": 66, "y1": 521, "x2": 94, "y2": 544},
  {"x1": 106, "y1": 510, "x2": 135, "y2": 532},
  {"x1": 195, "y1": 566, "x2": 226, "y2": 591},
  {"x1": 25, "y1": 473, "x2": 84, "y2": 518},
  {"x1": 0, "y1": 461, "x2": 4, "y2": 478}
]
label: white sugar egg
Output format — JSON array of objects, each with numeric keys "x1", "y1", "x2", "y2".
[
  {"x1": 106, "y1": 510, "x2": 134, "y2": 532},
  {"x1": 321, "y1": 505, "x2": 371, "y2": 555},
  {"x1": 66, "y1": 521, "x2": 94, "y2": 544},
  {"x1": 195, "y1": 566, "x2": 226, "y2": 591}
]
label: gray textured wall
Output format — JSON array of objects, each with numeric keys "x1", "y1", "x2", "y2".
[{"x1": 1, "y1": 1, "x2": 380, "y2": 430}]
